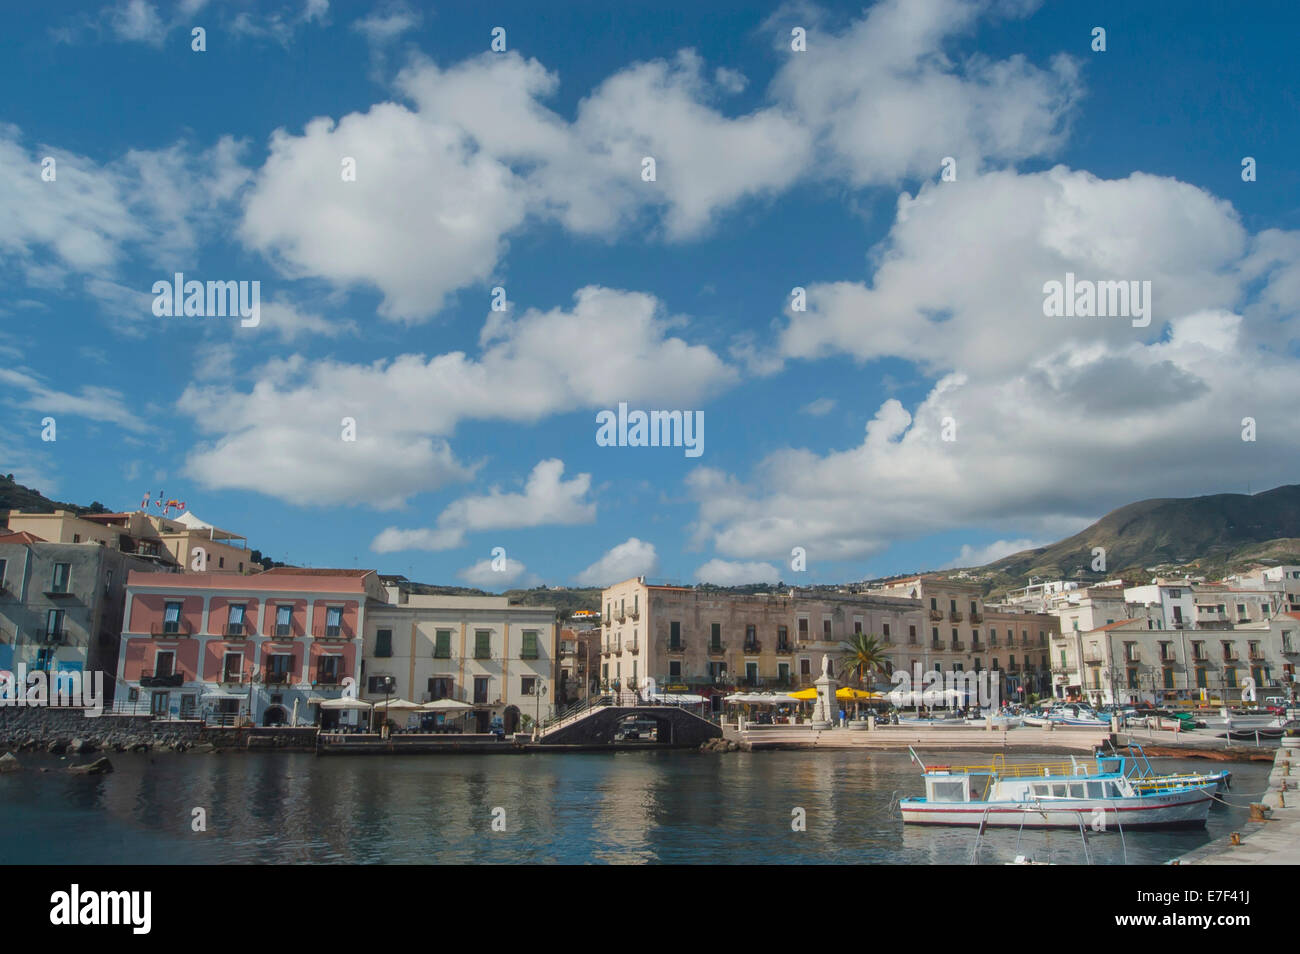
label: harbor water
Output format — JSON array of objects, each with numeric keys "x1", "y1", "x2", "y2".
[{"x1": 0, "y1": 750, "x2": 1270, "y2": 864}]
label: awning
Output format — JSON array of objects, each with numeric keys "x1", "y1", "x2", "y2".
[
  {"x1": 421, "y1": 699, "x2": 473, "y2": 711},
  {"x1": 319, "y1": 697, "x2": 373, "y2": 710},
  {"x1": 724, "y1": 693, "x2": 792, "y2": 705},
  {"x1": 645, "y1": 692, "x2": 707, "y2": 704}
]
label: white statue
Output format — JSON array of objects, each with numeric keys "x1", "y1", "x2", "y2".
[{"x1": 820, "y1": 653, "x2": 830, "y2": 678}]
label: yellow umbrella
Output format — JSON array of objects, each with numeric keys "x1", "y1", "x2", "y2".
[
  {"x1": 838, "y1": 688, "x2": 883, "y2": 700},
  {"x1": 788, "y1": 688, "x2": 818, "y2": 700}
]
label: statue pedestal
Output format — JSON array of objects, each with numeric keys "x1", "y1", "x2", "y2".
[{"x1": 814, "y1": 673, "x2": 838, "y2": 725}]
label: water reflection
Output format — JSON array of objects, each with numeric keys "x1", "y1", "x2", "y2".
[{"x1": 0, "y1": 751, "x2": 1269, "y2": 865}]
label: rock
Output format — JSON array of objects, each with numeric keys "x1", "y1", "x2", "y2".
[
  {"x1": 46, "y1": 740, "x2": 67, "y2": 755},
  {"x1": 68, "y1": 757, "x2": 114, "y2": 776},
  {"x1": 190, "y1": 742, "x2": 215, "y2": 754},
  {"x1": 70, "y1": 738, "x2": 98, "y2": 754},
  {"x1": 0, "y1": 752, "x2": 21, "y2": 773},
  {"x1": 130, "y1": 743, "x2": 150, "y2": 753}
]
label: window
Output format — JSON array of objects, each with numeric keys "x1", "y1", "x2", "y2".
[
  {"x1": 669, "y1": 661, "x2": 682, "y2": 679},
  {"x1": 227, "y1": 603, "x2": 246, "y2": 635},
  {"x1": 854, "y1": 618, "x2": 863, "y2": 635},
  {"x1": 46, "y1": 609, "x2": 65, "y2": 640},
  {"x1": 822, "y1": 618, "x2": 832, "y2": 638},
  {"x1": 275, "y1": 604, "x2": 292, "y2": 637},
  {"x1": 882, "y1": 623, "x2": 890, "y2": 638},
  {"x1": 434, "y1": 629, "x2": 452, "y2": 658},
  {"x1": 265, "y1": 653, "x2": 294, "y2": 684},
  {"x1": 521, "y1": 676, "x2": 537, "y2": 695},
  {"x1": 521, "y1": 630, "x2": 539, "y2": 660},
  {"x1": 475, "y1": 630, "x2": 492, "y2": 659},
  {"x1": 0, "y1": 558, "x2": 6, "y2": 586},
  {"x1": 316, "y1": 655, "x2": 342, "y2": 684},
  {"x1": 971, "y1": 601, "x2": 978, "y2": 615},
  {"x1": 989, "y1": 628, "x2": 997, "y2": 645},
  {"x1": 949, "y1": 599, "x2": 957, "y2": 613},
  {"x1": 778, "y1": 662, "x2": 790, "y2": 683},
  {"x1": 222, "y1": 652, "x2": 243, "y2": 682},
  {"x1": 163, "y1": 601, "x2": 182, "y2": 634},
  {"x1": 992, "y1": 658, "x2": 999, "y2": 672},
  {"x1": 930, "y1": 597, "x2": 937, "y2": 611},
  {"x1": 325, "y1": 606, "x2": 342, "y2": 638},
  {"x1": 72, "y1": 534, "x2": 81, "y2": 544},
  {"x1": 777, "y1": 625, "x2": 788, "y2": 649},
  {"x1": 50, "y1": 563, "x2": 70, "y2": 593},
  {"x1": 670, "y1": 621, "x2": 682, "y2": 650},
  {"x1": 710, "y1": 623, "x2": 722, "y2": 650},
  {"x1": 473, "y1": 676, "x2": 490, "y2": 704},
  {"x1": 428, "y1": 677, "x2": 453, "y2": 700},
  {"x1": 369, "y1": 675, "x2": 395, "y2": 694},
  {"x1": 745, "y1": 624, "x2": 757, "y2": 647},
  {"x1": 1196, "y1": 668, "x2": 1208, "y2": 689},
  {"x1": 908, "y1": 625, "x2": 916, "y2": 640},
  {"x1": 218, "y1": 557, "x2": 225, "y2": 569},
  {"x1": 375, "y1": 629, "x2": 393, "y2": 657},
  {"x1": 154, "y1": 651, "x2": 175, "y2": 677},
  {"x1": 1163, "y1": 668, "x2": 1175, "y2": 689},
  {"x1": 799, "y1": 658, "x2": 811, "y2": 676},
  {"x1": 798, "y1": 617, "x2": 809, "y2": 638}
]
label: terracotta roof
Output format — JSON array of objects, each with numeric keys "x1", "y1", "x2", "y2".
[
  {"x1": 258, "y1": 567, "x2": 374, "y2": 577},
  {"x1": 1092, "y1": 618, "x2": 1147, "y2": 632},
  {"x1": 1286, "y1": 612, "x2": 1300, "y2": 622},
  {"x1": 0, "y1": 530, "x2": 46, "y2": 544}
]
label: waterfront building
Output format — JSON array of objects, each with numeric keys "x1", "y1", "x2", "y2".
[
  {"x1": 600, "y1": 574, "x2": 1053, "y2": 709},
  {"x1": 0, "y1": 537, "x2": 161, "y2": 701},
  {"x1": 115, "y1": 568, "x2": 387, "y2": 724},
  {"x1": 4, "y1": 508, "x2": 255, "y2": 574},
  {"x1": 557, "y1": 626, "x2": 601, "y2": 703},
  {"x1": 870, "y1": 575, "x2": 1058, "y2": 700},
  {"x1": 1051, "y1": 616, "x2": 1291, "y2": 706},
  {"x1": 360, "y1": 589, "x2": 557, "y2": 734}
]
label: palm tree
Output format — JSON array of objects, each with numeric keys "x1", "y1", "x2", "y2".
[{"x1": 839, "y1": 632, "x2": 888, "y2": 689}]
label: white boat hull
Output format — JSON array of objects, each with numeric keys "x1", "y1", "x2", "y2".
[{"x1": 901, "y1": 792, "x2": 1211, "y2": 829}]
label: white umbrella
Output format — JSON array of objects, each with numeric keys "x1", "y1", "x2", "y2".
[
  {"x1": 421, "y1": 699, "x2": 473, "y2": 711},
  {"x1": 319, "y1": 697, "x2": 373, "y2": 710},
  {"x1": 371, "y1": 698, "x2": 420, "y2": 710}
]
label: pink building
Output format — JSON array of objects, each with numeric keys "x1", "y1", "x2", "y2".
[{"x1": 116, "y1": 568, "x2": 388, "y2": 725}]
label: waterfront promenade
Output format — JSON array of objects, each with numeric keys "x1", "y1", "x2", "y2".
[
  {"x1": 724, "y1": 720, "x2": 1108, "y2": 752},
  {"x1": 1177, "y1": 736, "x2": 1300, "y2": 864}
]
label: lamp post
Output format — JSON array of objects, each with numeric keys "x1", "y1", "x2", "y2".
[{"x1": 531, "y1": 681, "x2": 548, "y2": 741}]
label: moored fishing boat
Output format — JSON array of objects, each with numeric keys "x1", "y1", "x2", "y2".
[
  {"x1": 898, "y1": 749, "x2": 1213, "y2": 829},
  {"x1": 1022, "y1": 702, "x2": 1109, "y2": 728}
]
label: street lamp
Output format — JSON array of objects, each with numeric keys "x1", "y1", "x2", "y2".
[{"x1": 531, "y1": 681, "x2": 548, "y2": 740}]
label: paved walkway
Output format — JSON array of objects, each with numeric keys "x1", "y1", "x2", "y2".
[
  {"x1": 726, "y1": 722, "x2": 1107, "y2": 752},
  {"x1": 1179, "y1": 737, "x2": 1300, "y2": 864}
]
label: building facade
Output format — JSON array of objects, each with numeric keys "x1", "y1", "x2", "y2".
[
  {"x1": 360, "y1": 591, "x2": 558, "y2": 734},
  {"x1": 0, "y1": 538, "x2": 161, "y2": 701},
  {"x1": 115, "y1": 568, "x2": 386, "y2": 723}
]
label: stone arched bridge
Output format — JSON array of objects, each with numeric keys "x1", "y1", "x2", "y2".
[{"x1": 537, "y1": 704, "x2": 722, "y2": 747}]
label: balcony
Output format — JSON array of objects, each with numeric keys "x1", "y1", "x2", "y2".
[
  {"x1": 314, "y1": 626, "x2": 351, "y2": 640},
  {"x1": 263, "y1": 671, "x2": 292, "y2": 686},
  {"x1": 313, "y1": 672, "x2": 342, "y2": 686},
  {"x1": 1249, "y1": 649, "x2": 1265, "y2": 661},
  {"x1": 139, "y1": 670, "x2": 184, "y2": 688},
  {"x1": 970, "y1": 611, "x2": 983, "y2": 624},
  {"x1": 928, "y1": 609, "x2": 943, "y2": 621},
  {"x1": 931, "y1": 640, "x2": 943, "y2": 650},
  {"x1": 1083, "y1": 654, "x2": 1104, "y2": 665},
  {"x1": 707, "y1": 642, "x2": 726, "y2": 657},
  {"x1": 224, "y1": 622, "x2": 250, "y2": 637},
  {"x1": 743, "y1": 640, "x2": 762, "y2": 654},
  {"x1": 775, "y1": 642, "x2": 793, "y2": 654},
  {"x1": 970, "y1": 641, "x2": 983, "y2": 652},
  {"x1": 616, "y1": 612, "x2": 627, "y2": 623},
  {"x1": 150, "y1": 621, "x2": 193, "y2": 636},
  {"x1": 626, "y1": 643, "x2": 639, "y2": 656},
  {"x1": 629, "y1": 609, "x2": 640, "y2": 621},
  {"x1": 220, "y1": 673, "x2": 247, "y2": 685},
  {"x1": 949, "y1": 611, "x2": 963, "y2": 622},
  {"x1": 43, "y1": 585, "x2": 75, "y2": 599},
  {"x1": 668, "y1": 641, "x2": 687, "y2": 654},
  {"x1": 41, "y1": 630, "x2": 66, "y2": 645},
  {"x1": 950, "y1": 640, "x2": 964, "y2": 651}
]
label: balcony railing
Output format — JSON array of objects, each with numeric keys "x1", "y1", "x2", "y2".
[
  {"x1": 314, "y1": 626, "x2": 351, "y2": 640},
  {"x1": 969, "y1": 611, "x2": 983, "y2": 624},
  {"x1": 949, "y1": 611, "x2": 963, "y2": 622},
  {"x1": 707, "y1": 643, "x2": 726, "y2": 656},
  {"x1": 668, "y1": 641, "x2": 687, "y2": 653},
  {"x1": 225, "y1": 622, "x2": 249, "y2": 637},
  {"x1": 313, "y1": 672, "x2": 342, "y2": 685},
  {"x1": 263, "y1": 671, "x2": 292, "y2": 685},
  {"x1": 970, "y1": 641, "x2": 983, "y2": 652},
  {"x1": 151, "y1": 621, "x2": 193, "y2": 636},
  {"x1": 139, "y1": 670, "x2": 184, "y2": 687},
  {"x1": 220, "y1": 673, "x2": 247, "y2": 684},
  {"x1": 775, "y1": 642, "x2": 793, "y2": 654},
  {"x1": 743, "y1": 640, "x2": 762, "y2": 654},
  {"x1": 951, "y1": 640, "x2": 964, "y2": 651},
  {"x1": 928, "y1": 609, "x2": 943, "y2": 621}
]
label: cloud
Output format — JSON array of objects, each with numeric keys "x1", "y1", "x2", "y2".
[
  {"x1": 457, "y1": 555, "x2": 539, "y2": 589},
  {"x1": 371, "y1": 459, "x2": 595, "y2": 552},
  {"x1": 575, "y1": 538, "x2": 659, "y2": 586},
  {"x1": 180, "y1": 287, "x2": 733, "y2": 506},
  {"x1": 0, "y1": 367, "x2": 149, "y2": 433},
  {"x1": 694, "y1": 559, "x2": 781, "y2": 585},
  {"x1": 801, "y1": 397, "x2": 836, "y2": 416},
  {"x1": 352, "y1": 3, "x2": 420, "y2": 43},
  {"x1": 943, "y1": 538, "x2": 1044, "y2": 569}
]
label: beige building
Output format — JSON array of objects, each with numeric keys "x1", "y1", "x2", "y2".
[
  {"x1": 600, "y1": 574, "x2": 1053, "y2": 708},
  {"x1": 1052, "y1": 616, "x2": 1292, "y2": 706},
  {"x1": 361, "y1": 589, "x2": 558, "y2": 734},
  {"x1": 4, "y1": 509, "x2": 253, "y2": 574}
]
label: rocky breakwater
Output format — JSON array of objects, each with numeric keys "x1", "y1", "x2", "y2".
[{"x1": 0, "y1": 706, "x2": 204, "y2": 755}]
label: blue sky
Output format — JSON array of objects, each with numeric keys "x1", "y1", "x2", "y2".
[{"x1": 2, "y1": 0, "x2": 1299, "y2": 590}]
